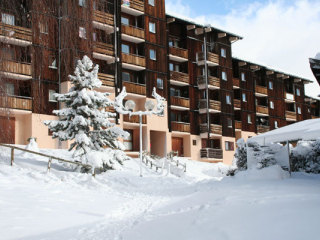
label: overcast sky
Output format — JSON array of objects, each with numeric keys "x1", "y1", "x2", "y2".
[{"x1": 165, "y1": 0, "x2": 320, "y2": 97}]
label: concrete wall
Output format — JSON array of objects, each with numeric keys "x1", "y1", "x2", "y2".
[{"x1": 222, "y1": 136, "x2": 236, "y2": 166}]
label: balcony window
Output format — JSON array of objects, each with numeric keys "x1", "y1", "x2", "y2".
[
  {"x1": 275, "y1": 121, "x2": 278, "y2": 129},
  {"x1": 92, "y1": 32, "x2": 97, "y2": 41},
  {"x1": 169, "y1": 63, "x2": 174, "y2": 71},
  {"x1": 298, "y1": 107, "x2": 301, "y2": 114},
  {"x1": 269, "y1": 81, "x2": 273, "y2": 90},
  {"x1": 122, "y1": 72, "x2": 130, "y2": 82},
  {"x1": 248, "y1": 114, "x2": 252, "y2": 124},
  {"x1": 149, "y1": 22, "x2": 156, "y2": 33},
  {"x1": 1, "y1": 48, "x2": 14, "y2": 60},
  {"x1": 221, "y1": 48, "x2": 226, "y2": 58},
  {"x1": 1, "y1": 13, "x2": 15, "y2": 25},
  {"x1": 49, "y1": 89, "x2": 57, "y2": 102},
  {"x1": 150, "y1": 49, "x2": 156, "y2": 60},
  {"x1": 222, "y1": 71, "x2": 227, "y2": 81},
  {"x1": 227, "y1": 118, "x2": 232, "y2": 128},
  {"x1": 270, "y1": 101, "x2": 274, "y2": 109},
  {"x1": 225, "y1": 141, "x2": 234, "y2": 151},
  {"x1": 49, "y1": 56, "x2": 57, "y2": 69},
  {"x1": 149, "y1": 0, "x2": 155, "y2": 6},
  {"x1": 123, "y1": 129, "x2": 133, "y2": 151},
  {"x1": 226, "y1": 94, "x2": 231, "y2": 105},
  {"x1": 79, "y1": 0, "x2": 86, "y2": 7},
  {"x1": 157, "y1": 78, "x2": 163, "y2": 89},
  {"x1": 5, "y1": 83, "x2": 14, "y2": 95},
  {"x1": 121, "y1": 44, "x2": 130, "y2": 54},
  {"x1": 121, "y1": 17, "x2": 129, "y2": 25},
  {"x1": 241, "y1": 73, "x2": 245, "y2": 81},
  {"x1": 79, "y1": 27, "x2": 86, "y2": 39},
  {"x1": 296, "y1": 88, "x2": 300, "y2": 96},
  {"x1": 242, "y1": 93, "x2": 247, "y2": 102},
  {"x1": 39, "y1": 22, "x2": 48, "y2": 34}
]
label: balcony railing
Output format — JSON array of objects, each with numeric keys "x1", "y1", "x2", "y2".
[
  {"x1": 256, "y1": 105, "x2": 269, "y2": 115},
  {"x1": 171, "y1": 122, "x2": 190, "y2": 133},
  {"x1": 122, "y1": 24, "x2": 145, "y2": 39},
  {"x1": 255, "y1": 85, "x2": 268, "y2": 95},
  {"x1": 98, "y1": 73, "x2": 115, "y2": 87},
  {"x1": 171, "y1": 96, "x2": 190, "y2": 108},
  {"x1": 0, "y1": 95, "x2": 32, "y2": 111},
  {"x1": 93, "y1": 42, "x2": 114, "y2": 56},
  {"x1": 123, "y1": 81, "x2": 146, "y2": 95},
  {"x1": 284, "y1": 92, "x2": 295, "y2": 102},
  {"x1": 121, "y1": 0, "x2": 144, "y2": 12},
  {"x1": 169, "y1": 46, "x2": 188, "y2": 59},
  {"x1": 198, "y1": 99, "x2": 221, "y2": 112},
  {"x1": 235, "y1": 120, "x2": 242, "y2": 130},
  {"x1": 170, "y1": 71, "x2": 189, "y2": 84},
  {"x1": 312, "y1": 115, "x2": 319, "y2": 119},
  {"x1": 234, "y1": 99, "x2": 241, "y2": 108},
  {"x1": 286, "y1": 111, "x2": 297, "y2": 120},
  {"x1": 0, "y1": 23, "x2": 32, "y2": 43},
  {"x1": 197, "y1": 75, "x2": 220, "y2": 88},
  {"x1": 93, "y1": 10, "x2": 114, "y2": 26},
  {"x1": 257, "y1": 125, "x2": 270, "y2": 134},
  {"x1": 123, "y1": 114, "x2": 147, "y2": 124},
  {"x1": 200, "y1": 124, "x2": 222, "y2": 135},
  {"x1": 122, "y1": 53, "x2": 146, "y2": 67},
  {"x1": 0, "y1": 60, "x2": 32, "y2": 76},
  {"x1": 200, "y1": 148, "x2": 223, "y2": 159},
  {"x1": 196, "y1": 52, "x2": 219, "y2": 66},
  {"x1": 233, "y1": 78, "x2": 240, "y2": 88}
]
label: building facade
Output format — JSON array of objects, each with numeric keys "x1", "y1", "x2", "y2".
[{"x1": 0, "y1": 0, "x2": 319, "y2": 165}]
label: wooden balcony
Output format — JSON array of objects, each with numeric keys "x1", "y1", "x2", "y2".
[
  {"x1": 123, "y1": 81, "x2": 146, "y2": 95},
  {"x1": 233, "y1": 78, "x2": 240, "y2": 88},
  {"x1": 0, "y1": 23, "x2": 32, "y2": 46},
  {"x1": 121, "y1": 0, "x2": 144, "y2": 15},
  {"x1": 284, "y1": 92, "x2": 295, "y2": 102},
  {"x1": 93, "y1": 10, "x2": 114, "y2": 26},
  {"x1": 234, "y1": 99, "x2": 241, "y2": 109},
  {"x1": 171, "y1": 96, "x2": 190, "y2": 109},
  {"x1": 197, "y1": 75, "x2": 220, "y2": 89},
  {"x1": 0, "y1": 60, "x2": 32, "y2": 80},
  {"x1": 255, "y1": 85, "x2": 268, "y2": 96},
  {"x1": 235, "y1": 120, "x2": 242, "y2": 130},
  {"x1": 196, "y1": 52, "x2": 219, "y2": 66},
  {"x1": 123, "y1": 114, "x2": 147, "y2": 124},
  {"x1": 171, "y1": 122, "x2": 190, "y2": 133},
  {"x1": 200, "y1": 148, "x2": 223, "y2": 159},
  {"x1": 200, "y1": 124, "x2": 222, "y2": 135},
  {"x1": 93, "y1": 42, "x2": 115, "y2": 63},
  {"x1": 256, "y1": 105, "x2": 269, "y2": 115},
  {"x1": 199, "y1": 99, "x2": 221, "y2": 112},
  {"x1": 312, "y1": 115, "x2": 319, "y2": 119},
  {"x1": 98, "y1": 73, "x2": 115, "y2": 87},
  {"x1": 121, "y1": 24, "x2": 145, "y2": 42},
  {"x1": 0, "y1": 95, "x2": 32, "y2": 111},
  {"x1": 170, "y1": 71, "x2": 189, "y2": 85},
  {"x1": 169, "y1": 46, "x2": 188, "y2": 61},
  {"x1": 257, "y1": 125, "x2": 270, "y2": 134},
  {"x1": 286, "y1": 111, "x2": 297, "y2": 121},
  {"x1": 122, "y1": 53, "x2": 146, "y2": 70}
]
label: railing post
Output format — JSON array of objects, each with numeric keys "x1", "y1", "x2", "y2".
[
  {"x1": 47, "y1": 157, "x2": 52, "y2": 172},
  {"x1": 92, "y1": 168, "x2": 96, "y2": 178},
  {"x1": 11, "y1": 148, "x2": 14, "y2": 166}
]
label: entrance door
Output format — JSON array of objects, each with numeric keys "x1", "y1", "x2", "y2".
[
  {"x1": 172, "y1": 137, "x2": 183, "y2": 156},
  {"x1": 0, "y1": 117, "x2": 15, "y2": 144}
]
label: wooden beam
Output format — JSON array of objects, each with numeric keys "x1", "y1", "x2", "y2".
[
  {"x1": 238, "y1": 62, "x2": 247, "y2": 67},
  {"x1": 187, "y1": 25, "x2": 196, "y2": 30},
  {"x1": 195, "y1": 28, "x2": 204, "y2": 35},
  {"x1": 250, "y1": 65, "x2": 259, "y2": 70},
  {"x1": 218, "y1": 33, "x2": 227, "y2": 38},
  {"x1": 294, "y1": 78, "x2": 302, "y2": 82},
  {"x1": 303, "y1": 80, "x2": 311, "y2": 84},
  {"x1": 229, "y1": 37, "x2": 238, "y2": 42},
  {"x1": 277, "y1": 73, "x2": 284, "y2": 78},
  {"x1": 266, "y1": 70, "x2": 274, "y2": 75},
  {"x1": 283, "y1": 75, "x2": 290, "y2": 79},
  {"x1": 205, "y1": 27, "x2": 212, "y2": 33},
  {"x1": 167, "y1": 18, "x2": 175, "y2": 24}
]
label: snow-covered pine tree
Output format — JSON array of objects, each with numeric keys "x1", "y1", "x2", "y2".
[{"x1": 44, "y1": 56, "x2": 130, "y2": 170}]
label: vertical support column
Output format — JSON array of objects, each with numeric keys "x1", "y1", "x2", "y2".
[
  {"x1": 11, "y1": 148, "x2": 14, "y2": 166},
  {"x1": 139, "y1": 114, "x2": 143, "y2": 177},
  {"x1": 204, "y1": 32, "x2": 210, "y2": 147},
  {"x1": 47, "y1": 157, "x2": 52, "y2": 172}
]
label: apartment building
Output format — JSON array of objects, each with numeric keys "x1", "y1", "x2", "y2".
[{"x1": 0, "y1": 0, "x2": 318, "y2": 165}]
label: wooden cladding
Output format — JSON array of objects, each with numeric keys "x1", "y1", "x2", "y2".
[
  {"x1": 200, "y1": 148, "x2": 223, "y2": 159},
  {"x1": 123, "y1": 114, "x2": 147, "y2": 124},
  {"x1": 235, "y1": 120, "x2": 242, "y2": 129},
  {"x1": 234, "y1": 99, "x2": 241, "y2": 108},
  {"x1": 200, "y1": 124, "x2": 222, "y2": 135},
  {"x1": 312, "y1": 115, "x2": 319, "y2": 119},
  {"x1": 169, "y1": 46, "x2": 188, "y2": 59},
  {"x1": 93, "y1": 42, "x2": 114, "y2": 56},
  {"x1": 121, "y1": 24, "x2": 145, "y2": 39},
  {"x1": 0, "y1": 23, "x2": 32, "y2": 43},
  {"x1": 256, "y1": 105, "x2": 269, "y2": 115},
  {"x1": 122, "y1": 53, "x2": 146, "y2": 67},
  {"x1": 286, "y1": 111, "x2": 297, "y2": 120},
  {"x1": 0, "y1": 60, "x2": 32, "y2": 76},
  {"x1": 255, "y1": 85, "x2": 268, "y2": 95},
  {"x1": 257, "y1": 125, "x2": 270, "y2": 134},
  {"x1": 93, "y1": 11, "x2": 114, "y2": 26},
  {"x1": 0, "y1": 96, "x2": 32, "y2": 111},
  {"x1": 197, "y1": 76, "x2": 220, "y2": 88},
  {"x1": 196, "y1": 52, "x2": 219, "y2": 65},
  {"x1": 233, "y1": 78, "x2": 240, "y2": 88},
  {"x1": 171, "y1": 96, "x2": 190, "y2": 108},
  {"x1": 121, "y1": 0, "x2": 144, "y2": 12},
  {"x1": 171, "y1": 122, "x2": 190, "y2": 133},
  {"x1": 123, "y1": 81, "x2": 146, "y2": 95},
  {"x1": 170, "y1": 71, "x2": 189, "y2": 83},
  {"x1": 98, "y1": 73, "x2": 115, "y2": 87},
  {"x1": 198, "y1": 99, "x2": 221, "y2": 111}
]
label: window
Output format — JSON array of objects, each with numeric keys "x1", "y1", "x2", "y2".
[
  {"x1": 169, "y1": 63, "x2": 174, "y2": 71},
  {"x1": 221, "y1": 48, "x2": 226, "y2": 58},
  {"x1": 149, "y1": 0, "x2": 155, "y2": 6},
  {"x1": 122, "y1": 72, "x2": 130, "y2": 82},
  {"x1": 296, "y1": 88, "x2": 300, "y2": 96},
  {"x1": 149, "y1": 22, "x2": 156, "y2": 33},
  {"x1": 5, "y1": 83, "x2": 14, "y2": 95},
  {"x1": 274, "y1": 121, "x2": 278, "y2": 129},
  {"x1": 222, "y1": 71, "x2": 227, "y2": 81},
  {"x1": 92, "y1": 32, "x2": 97, "y2": 41},
  {"x1": 270, "y1": 101, "x2": 274, "y2": 109},
  {"x1": 49, "y1": 89, "x2": 57, "y2": 102},
  {"x1": 1, "y1": 48, "x2": 14, "y2": 60},
  {"x1": 79, "y1": 0, "x2": 86, "y2": 7},
  {"x1": 157, "y1": 78, "x2": 163, "y2": 89},
  {"x1": 49, "y1": 56, "x2": 57, "y2": 69},
  {"x1": 193, "y1": 140, "x2": 197, "y2": 146},
  {"x1": 79, "y1": 27, "x2": 86, "y2": 39},
  {"x1": 121, "y1": 44, "x2": 130, "y2": 54},
  {"x1": 248, "y1": 114, "x2": 252, "y2": 124},
  {"x1": 241, "y1": 73, "x2": 245, "y2": 81},
  {"x1": 39, "y1": 22, "x2": 48, "y2": 34},
  {"x1": 225, "y1": 141, "x2": 234, "y2": 151},
  {"x1": 269, "y1": 81, "x2": 273, "y2": 90},
  {"x1": 298, "y1": 107, "x2": 301, "y2": 114},
  {"x1": 227, "y1": 118, "x2": 232, "y2": 128},
  {"x1": 1, "y1": 13, "x2": 15, "y2": 25},
  {"x1": 123, "y1": 129, "x2": 133, "y2": 151},
  {"x1": 150, "y1": 49, "x2": 156, "y2": 60},
  {"x1": 226, "y1": 94, "x2": 231, "y2": 105},
  {"x1": 121, "y1": 17, "x2": 129, "y2": 25},
  {"x1": 242, "y1": 93, "x2": 246, "y2": 102}
]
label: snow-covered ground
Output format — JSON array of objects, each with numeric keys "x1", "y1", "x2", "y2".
[{"x1": 1, "y1": 146, "x2": 320, "y2": 240}]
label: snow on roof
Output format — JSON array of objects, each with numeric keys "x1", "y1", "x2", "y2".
[
  {"x1": 248, "y1": 119, "x2": 320, "y2": 145},
  {"x1": 166, "y1": 13, "x2": 244, "y2": 40},
  {"x1": 316, "y1": 52, "x2": 320, "y2": 60}
]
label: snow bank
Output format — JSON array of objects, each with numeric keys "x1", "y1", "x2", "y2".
[{"x1": 236, "y1": 165, "x2": 290, "y2": 180}]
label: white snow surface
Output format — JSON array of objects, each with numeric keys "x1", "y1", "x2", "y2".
[
  {"x1": 1, "y1": 146, "x2": 320, "y2": 240},
  {"x1": 315, "y1": 52, "x2": 320, "y2": 60}
]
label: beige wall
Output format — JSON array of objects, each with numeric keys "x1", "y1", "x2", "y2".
[{"x1": 222, "y1": 136, "x2": 236, "y2": 166}]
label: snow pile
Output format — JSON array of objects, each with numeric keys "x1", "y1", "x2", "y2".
[
  {"x1": 21, "y1": 137, "x2": 39, "y2": 158},
  {"x1": 236, "y1": 165, "x2": 290, "y2": 180},
  {"x1": 315, "y1": 52, "x2": 320, "y2": 60}
]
